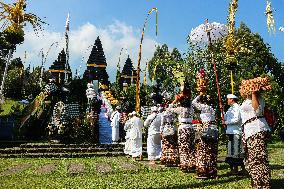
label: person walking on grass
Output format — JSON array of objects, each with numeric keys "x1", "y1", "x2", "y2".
[
  {"x1": 239, "y1": 84, "x2": 271, "y2": 189},
  {"x1": 124, "y1": 113, "x2": 134, "y2": 158},
  {"x1": 160, "y1": 104, "x2": 179, "y2": 167},
  {"x1": 192, "y1": 95, "x2": 218, "y2": 179},
  {"x1": 129, "y1": 111, "x2": 144, "y2": 161},
  {"x1": 224, "y1": 94, "x2": 246, "y2": 176},
  {"x1": 144, "y1": 106, "x2": 162, "y2": 165},
  {"x1": 171, "y1": 82, "x2": 195, "y2": 172}
]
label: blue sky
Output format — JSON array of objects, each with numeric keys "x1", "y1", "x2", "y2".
[{"x1": 4, "y1": 0, "x2": 284, "y2": 81}]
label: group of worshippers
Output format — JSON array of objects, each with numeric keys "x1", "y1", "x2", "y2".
[{"x1": 110, "y1": 83, "x2": 272, "y2": 188}]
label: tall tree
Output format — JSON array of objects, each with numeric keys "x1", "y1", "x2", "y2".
[
  {"x1": 186, "y1": 22, "x2": 284, "y2": 130},
  {"x1": 148, "y1": 44, "x2": 184, "y2": 93}
]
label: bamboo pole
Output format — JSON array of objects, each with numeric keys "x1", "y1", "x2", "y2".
[
  {"x1": 206, "y1": 25, "x2": 225, "y2": 125},
  {"x1": 135, "y1": 8, "x2": 158, "y2": 114},
  {"x1": 0, "y1": 49, "x2": 13, "y2": 104}
]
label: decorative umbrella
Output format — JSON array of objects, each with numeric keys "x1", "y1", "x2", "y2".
[
  {"x1": 189, "y1": 21, "x2": 227, "y2": 46},
  {"x1": 189, "y1": 20, "x2": 227, "y2": 125}
]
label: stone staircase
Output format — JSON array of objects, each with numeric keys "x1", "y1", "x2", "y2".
[
  {"x1": 0, "y1": 143, "x2": 126, "y2": 158},
  {"x1": 0, "y1": 143, "x2": 147, "y2": 158}
]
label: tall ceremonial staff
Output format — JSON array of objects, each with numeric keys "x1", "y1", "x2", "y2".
[
  {"x1": 189, "y1": 20, "x2": 228, "y2": 125},
  {"x1": 64, "y1": 13, "x2": 71, "y2": 84},
  {"x1": 39, "y1": 42, "x2": 59, "y2": 88},
  {"x1": 135, "y1": 8, "x2": 158, "y2": 114},
  {"x1": 224, "y1": 0, "x2": 276, "y2": 94}
]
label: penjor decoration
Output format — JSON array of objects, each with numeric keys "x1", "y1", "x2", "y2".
[
  {"x1": 225, "y1": 0, "x2": 238, "y2": 94},
  {"x1": 0, "y1": 0, "x2": 46, "y2": 43},
  {"x1": 135, "y1": 8, "x2": 158, "y2": 114},
  {"x1": 265, "y1": 0, "x2": 276, "y2": 34}
]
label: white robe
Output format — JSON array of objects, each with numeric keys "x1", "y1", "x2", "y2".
[
  {"x1": 110, "y1": 111, "x2": 121, "y2": 143},
  {"x1": 129, "y1": 116, "x2": 144, "y2": 157},
  {"x1": 124, "y1": 119, "x2": 132, "y2": 155},
  {"x1": 144, "y1": 112, "x2": 162, "y2": 161}
]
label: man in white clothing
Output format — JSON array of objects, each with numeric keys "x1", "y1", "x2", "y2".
[
  {"x1": 110, "y1": 106, "x2": 121, "y2": 144},
  {"x1": 224, "y1": 94, "x2": 245, "y2": 175},
  {"x1": 124, "y1": 113, "x2": 133, "y2": 157},
  {"x1": 129, "y1": 111, "x2": 144, "y2": 161},
  {"x1": 144, "y1": 106, "x2": 162, "y2": 164}
]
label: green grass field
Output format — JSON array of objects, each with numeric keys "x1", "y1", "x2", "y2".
[
  {"x1": 0, "y1": 99, "x2": 25, "y2": 116},
  {"x1": 0, "y1": 141, "x2": 283, "y2": 189}
]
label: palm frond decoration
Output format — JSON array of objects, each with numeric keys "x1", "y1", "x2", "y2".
[{"x1": 0, "y1": 0, "x2": 46, "y2": 36}]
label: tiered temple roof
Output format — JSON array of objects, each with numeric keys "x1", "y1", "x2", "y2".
[
  {"x1": 84, "y1": 37, "x2": 109, "y2": 85},
  {"x1": 49, "y1": 49, "x2": 66, "y2": 71},
  {"x1": 120, "y1": 56, "x2": 137, "y2": 86},
  {"x1": 49, "y1": 49, "x2": 71, "y2": 84}
]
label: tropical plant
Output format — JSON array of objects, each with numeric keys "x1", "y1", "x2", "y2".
[
  {"x1": 0, "y1": 0, "x2": 46, "y2": 45},
  {"x1": 148, "y1": 44, "x2": 185, "y2": 93}
]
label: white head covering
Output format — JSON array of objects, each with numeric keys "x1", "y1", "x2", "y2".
[
  {"x1": 116, "y1": 106, "x2": 121, "y2": 110},
  {"x1": 132, "y1": 111, "x2": 137, "y2": 115},
  {"x1": 49, "y1": 78, "x2": 55, "y2": 82},
  {"x1": 87, "y1": 83, "x2": 94, "y2": 88},
  {"x1": 227, "y1": 94, "x2": 238, "y2": 99},
  {"x1": 151, "y1": 106, "x2": 158, "y2": 112}
]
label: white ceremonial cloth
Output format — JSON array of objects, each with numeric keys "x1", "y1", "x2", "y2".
[
  {"x1": 110, "y1": 110, "x2": 121, "y2": 142},
  {"x1": 144, "y1": 112, "x2": 162, "y2": 160},
  {"x1": 129, "y1": 116, "x2": 144, "y2": 157}
]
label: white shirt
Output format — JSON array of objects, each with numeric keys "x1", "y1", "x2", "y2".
[
  {"x1": 129, "y1": 116, "x2": 144, "y2": 139},
  {"x1": 124, "y1": 118, "x2": 133, "y2": 139},
  {"x1": 240, "y1": 96, "x2": 270, "y2": 140},
  {"x1": 144, "y1": 112, "x2": 161, "y2": 135},
  {"x1": 192, "y1": 96, "x2": 216, "y2": 124},
  {"x1": 170, "y1": 106, "x2": 193, "y2": 128},
  {"x1": 110, "y1": 111, "x2": 120, "y2": 128},
  {"x1": 225, "y1": 103, "x2": 242, "y2": 134}
]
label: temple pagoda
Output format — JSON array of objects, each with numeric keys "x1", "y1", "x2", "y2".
[
  {"x1": 48, "y1": 49, "x2": 72, "y2": 85},
  {"x1": 120, "y1": 56, "x2": 137, "y2": 87},
  {"x1": 84, "y1": 36, "x2": 109, "y2": 86}
]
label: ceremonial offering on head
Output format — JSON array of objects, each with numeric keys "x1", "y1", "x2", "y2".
[
  {"x1": 196, "y1": 69, "x2": 207, "y2": 96},
  {"x1": 241, "y1": 76, "x2": 272, "y2": 94}
]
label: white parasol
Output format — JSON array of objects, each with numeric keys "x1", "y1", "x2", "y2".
[
  {"x1": 188, "y1": 20, "x2": 228, "y2": 125},
  {"x1": 189, "y1": 21, "x2": 227, "y2": 46}
]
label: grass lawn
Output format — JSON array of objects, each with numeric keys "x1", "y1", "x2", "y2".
[
  {"x1": 0, "y1": 142, "x2": 283, "y2": 189},
  {"x1": 0, "y1": 98, "x2": 25, "y2": 116}
]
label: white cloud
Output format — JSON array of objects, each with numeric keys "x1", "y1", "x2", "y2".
[{"x1": 13, "y1": 20, "x2": 159, "y2": 82}]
